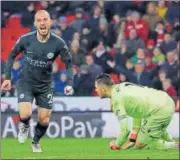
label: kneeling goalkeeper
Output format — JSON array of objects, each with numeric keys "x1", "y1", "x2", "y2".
[{"x1": 95, "y1": 74, "x2": 179, "y2": 150}]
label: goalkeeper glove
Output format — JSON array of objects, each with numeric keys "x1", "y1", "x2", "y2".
[
  {"x1": 109, "y1": 140, "x2": 120, "y2": 150},
  {"x1": 121, "y1": 132, "x2": 137, "y2": 149},
  {"x1": 129, "y1": 132, "x2": 137, "y2": 142}
]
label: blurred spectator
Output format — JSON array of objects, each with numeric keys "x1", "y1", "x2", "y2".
[
  {"x1": 12, "y1": 60, "x2": 21, "y2": 84},
  {"x1": 39, "y1": 1, "x2": 50, "y2": 11},
  {"x1": 51, "y1": 28, "x2": 62, "y2": 37},
  {"x1": 117, "y1": 62, "x2": 153, "y2": 87},
  {"x1": 110, "y1": 15, "x2": 126, "y2": 48},
  {"x1": 66, "y1": 1, "x2": 85, "y2": 14},
  {"x1": 146, "y1": 39, "x2": 156, "y2": 53},
  {"x1": 115, "y1": 42, "x2": 128, "y2": 69},
  {"x1": 162, "y1": 78, "x2": 177, "y2": 97},
  {"x1": 54, "y1": 71, "x2": 68, "y2": 96},
  {"x1": 125, "y1": 60, "x2": 134, "y2": 72},
  {"x1": 80, "y1": 26, "x2": 96, "y2": 53},
  {"x1": 93, "y1": 41, "x2": 115, "y2": 73},
  {"x1": 131, "y1": 48, "x2": 145, "y2": 65},
  {"x1": 73, "y1": 65, "x2": 94, "y2": 96},
  {"x1": 165, "y1": 1, "x2": 180, "y2": 25},
  {"x1": 70, "y1": 8, "x2": 85, "y2": 32},
  {"x1": 48, "y1": 1, "x2": 68, "y2": 17},
  {"x1": 85, "y1": 6, "x2": 101, "y2": 31},
  {"x1": 161, "y1": 50, "x2": 178, "y2": 80},
  {"x1": 152, "y1": 47, "x2": 165, "y2": 65},
  {"x1": 1, "y1": 1, "x2": 29, "y2": 15},
  {"x1": 149, "y1": 21, "x2": 165, "y2": 42},
  {"x1": 156, "y1": 0, "x2": 168, "y2": 19},
  {"x1": 59, "y1": 16, "x2": 76, "y2": 44},
  {"x1": 154, "y1": 21, "x2": 165, "y2": 46},
  {"x1": 96, "y1": 16, "x2": 114, "y2": 47},
  {"x1": 21, "y1": 3, "x2": 36, "y2": 27},
  {"x1": 84, "y1": 55, "x2": 103, "y2": 80},
  {"x1": 153, "y1": 69, "x2": 167, "y2": 90},
  {"x1": 172, "y1": 71, "x2": 180, "y2": 97},
  {"x1": 51, "y1": 14, "x2": 60, "y2": 29},
  {"x1": 171, "y1": 21, "x2": 180, "y2": 42},
  {"x1": 160, "y1": 33, "x2": 177, "y2": 54},
  {"x1": 70, "y1": 40, "x2": 85, "y2": 67},
  {"x1": 143, "y1": 2, "x2": 162, "y2": 32},
  {"x1": 125, "y1": 11, "x2": 149, "y2": 43},
  {"x1": 134, "y1": 62, "x2": 153, "y2": 86},
  {"x1": 72, "y1": 32, "x2": 80, "y2": 41},
  {"x1": 126, "y1": 28, "x2": 145, "y2": 58},
  {"x1": 144, "y1": 53, "x2": 156, "y2": 72}
]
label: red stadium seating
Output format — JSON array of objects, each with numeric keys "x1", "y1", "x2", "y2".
[
  {"x1": 1, "y1": 27, "x2": 31, "y2": 61},
  {"x1": 6, "y1": 16, "x2": 22, "y2": 28}
]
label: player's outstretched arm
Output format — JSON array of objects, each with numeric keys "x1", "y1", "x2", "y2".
[
  {"x1": 4, "y1": 37, "x2": 24, "y2": 80},
  {"x1": 109, "y1": 101, "x2": 130, "y2": 150}
]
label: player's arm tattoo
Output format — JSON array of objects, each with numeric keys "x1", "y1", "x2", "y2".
[
  {"x1": 60, "y1": 45, "x2": 73, "y2": 85},
  {"x1": 5, "y1": 37, "x2": 24, "y2": 80}
]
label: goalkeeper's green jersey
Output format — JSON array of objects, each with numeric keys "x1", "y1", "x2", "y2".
[
  {"x1": 111, "y1": 82, "x2": 175, "y2": 145},
  {"x1": 111, "y1": 82, "x2": 175, "y2": 119}
]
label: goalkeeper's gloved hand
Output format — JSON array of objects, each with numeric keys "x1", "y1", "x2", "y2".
[
  {"x1": 109, "y1": 140, "x2": 120, "y2": 150},
  {"x1": 64, "y1": 85, "x2": 74, "y2": 95},
  {"x1": 129, "y1": 132, "x2": 137, "y2": 142},
  {"x1": 121, "y1": 132, "x2": 137, "y2": 149}
]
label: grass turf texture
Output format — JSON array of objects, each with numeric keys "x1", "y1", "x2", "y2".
[{"x1": 1, "y1": 138, "x2": 179, "y2": 159}]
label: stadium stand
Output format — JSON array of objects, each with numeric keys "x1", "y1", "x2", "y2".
[{"x1": 1, "y1": 1, "x2": 179, "y2": 110}]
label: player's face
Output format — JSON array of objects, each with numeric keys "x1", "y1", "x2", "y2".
[
  {"x1": 35, "y1": 13, "x2": 51, "y2": 36},
  {"x1": 95, "y1": 82, "x2": 106, "y2": 98}
]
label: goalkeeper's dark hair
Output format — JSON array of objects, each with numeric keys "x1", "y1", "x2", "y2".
[{"x1": 95, "y1": 73, "x2": 114, "y2": 87}]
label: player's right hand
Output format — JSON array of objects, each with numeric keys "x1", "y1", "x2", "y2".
[
  {"x1": 109, "y1": 140, "x2": 120, "y2": 150},
  {"x1": 121, "y1": 131, "x2": 137, "y2": 149},
  {"x1": 1, "y1": 80, "x2": 11, "y2": 91}
]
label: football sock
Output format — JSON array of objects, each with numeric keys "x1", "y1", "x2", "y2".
[
  {"x1": 19, "y1": 115, "x2": 31, "y2": 126},
  {"x1": 33, "y1": 122, "x2": 48, "y2": 143}
]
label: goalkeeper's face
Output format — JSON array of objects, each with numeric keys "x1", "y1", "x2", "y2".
[
  {"x1": 95, "y1": 82, "x2": 108, "y2": 98},
  {"x1": 34, "y1": 10, "x2": 52, "y2": 36}
]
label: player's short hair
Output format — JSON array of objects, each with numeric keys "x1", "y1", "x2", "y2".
[{"x1": 95, "y1": 73, "x2": 114, "y2": 86}]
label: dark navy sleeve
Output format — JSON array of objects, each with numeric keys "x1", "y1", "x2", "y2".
[
  {"x1": 59, "y1": 42, "x2": 74, "y2": 86},
  {"x1": 5, "y1": 37, "x2": 25, "y2": 80}
]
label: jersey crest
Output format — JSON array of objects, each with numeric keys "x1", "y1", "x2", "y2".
[{"x1": 47, "y1": 52, "x2": 54, "y2": 59}]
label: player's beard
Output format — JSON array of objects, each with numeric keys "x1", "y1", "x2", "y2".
[{"x1": 37, "y1": 28, "x2": 50, "y2": 41}]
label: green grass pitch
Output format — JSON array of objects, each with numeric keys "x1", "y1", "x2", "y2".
[{"x1": 1, "y1": 138, "x2": 180, "y2": 159}]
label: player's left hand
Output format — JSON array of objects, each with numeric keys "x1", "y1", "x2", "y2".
[
  {"x1": 64, "y1": 85, "x2": 74, "y2": 95},
  {"x1": 109, "y1": 140, "x2": 120, "y2": 150}
]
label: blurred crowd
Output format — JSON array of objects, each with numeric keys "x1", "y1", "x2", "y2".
[{"x1": 1, "y1": 1, "x2": 180, "y2": 110}]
